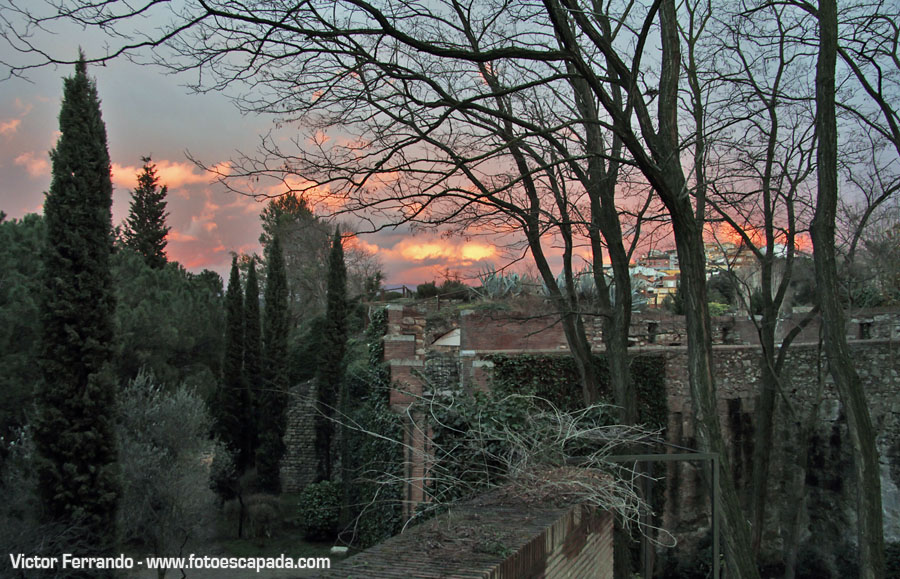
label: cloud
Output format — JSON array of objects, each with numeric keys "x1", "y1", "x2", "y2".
[
  {"x1": 111, "y1": 159, "x2": 216, "y2": 191},
  {"x1": 358, "y1": 233, "x2": 499, "y2": 284},
  {"x1": 14, "y1": 152, "x2": 50, "y2": 177},
  {"x1": 392, "y1": 237, "x2": 497, "y2": 264},
  {"x1": 0, "y1": 118, "x2": 21, "y2": 136}
]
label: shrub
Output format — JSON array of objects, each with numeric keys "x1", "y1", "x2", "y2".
[
  {"x1": 416, "y1": 281, "x2": 439, "y2": 298},
  {"x1": 886, "y1": 542, "x2": 900, "y2": 579},
  {"x1": 297, "y1": 481, "x2": 341, "y2": 541}
]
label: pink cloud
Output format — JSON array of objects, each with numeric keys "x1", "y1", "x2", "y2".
[
  {"x1": 168, "y1": 230, "x2": 198, "y2": 243},
  {"x1": 111, "y1": 159, "x2": 217, "y2": 191},
  {"x1": 0, "y1": 118, "x2": 21, "y2": 136},
  {"x1": 14, "y1": 152, "x2": 50, "y2": 177}
]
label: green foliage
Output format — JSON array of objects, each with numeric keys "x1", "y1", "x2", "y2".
[
  {"x1": 244, "y1": 258, "x2": 262, "y2": 462},
  {"x1": 426, "y1": 389, "x2": 534, "y2": 507},
  {"x1": 116, "y1": 372, "x2": 216, "y2": 555},
  {"x1": 111, "y1": 248, "x2": 224, "y2": 395},
  {"x1": 316, "y1": 229, "x2": 348, "y2": 482},
  {"x1": 477, "y1": 267, "x2": 524, "y2": 299},
  {"x1": 440, "y1": 278, "x2": 470, "y2": 300},
  {"x1": 339, "y1": 308, "x2": 404, "y2": 547},
  {"x1": 416, "y1": 280, "x2": 439, "y2": 298},
  {"x1": 288, "y1": 314, "x2": 327, "y2": 383},
  {"x1": 258, "y1": 235, "x2": 290, "y2": 492},
  {"x1": 487, "y1": 353, "x2": 668, "y2": 429},
  {"x1": 260, "y1": 192, "x2": 331, "y2": 323},
  {"x1": 122, "y1": 156, "x2": 170, "y2": 268},
  {"x1": 708, "y1": 302, "x2": 731, "y2": 316},
  {"x1": 707, "y1": 272, "x2": 739, "y2": 306},
  {"x1": 663, "y1": 283, "x2": 685, "y2": 315},
  {"x1": 886, "y1": 541, "x2": 900, "y2": 579},
  {"x1": 297, "y1": 481, "x2": 342, "y2": 541},
  {"x1": 749, "y1": 287, "x2": 765, "y2": 316},
  {"x1": 34, "y1": 57, "x2": 119, "y2": 558},
  {"x1": 0, "y1": 214, "x2": 43, "y2": 453},
  {"x1": 0, "y1": 427, "x2": 94, "y2": 579},
  {"x1": 212, "y1": 256, "x2": 251, "y2": 475}
]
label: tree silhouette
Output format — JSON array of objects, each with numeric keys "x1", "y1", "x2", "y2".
[
  {"x1": 123, "y1": 156, "x2": 170, "y2": 268},
  {"x1": 33, "y1": 56, "x2": 119, "y2": 563}
]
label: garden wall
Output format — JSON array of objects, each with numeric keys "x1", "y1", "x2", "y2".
[{"x1": 317, "y1": 494, "x2": 613, "y2": 578}]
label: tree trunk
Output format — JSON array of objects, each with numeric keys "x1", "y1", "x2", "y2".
[
  {"x1": 671, "y1": 213, "x2": 761, "y2": 579},
  {"x1": 812, "y1": 3, "x2": 885, "y2": 576},
  {"x1": 749, "y1": 313, "x2": 778, "y2": 554}
]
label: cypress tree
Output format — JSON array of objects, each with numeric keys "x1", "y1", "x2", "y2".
[
  {"x1": 257, "y1": 235, "x2": 289, "y2": 492},
  {"x1": 244, "y1": 257, "x2": 262, "y2": 463},
  {"x1": 316, "y1": 227, "x2": 348, "y2": 482},
  {"x1": 213, "y1": 256, "x2": 248, "y2": 470},
  {"x1": 33, "y1": 56, "x2": 119, "y2": 557},
  {"x1": 123, "y1": 156, "x2": 170, "y2": 268}
]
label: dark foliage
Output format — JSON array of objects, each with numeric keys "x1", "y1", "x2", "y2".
[
  {"x1": 244, "y1": 258, "x2": 262, "y2": 463},
  {"x1": 663, "y1": 282, "x2": 686, "y2": 315},
  {"x1": 258, "y1": 235, "x2": 290, "y2": 492},
  {"x1": 316, "y1": 228, "x2": 348, "y2": 482},
  {"x1": 33, "y1": 57, "x2": 119, "y2": 561},
  {"x1": 122, "y1": 156, "x2": 170, "y2": 268},
  {"x1": 416, "y1": 281, "x2": 439, "y2": 298},
  {"x1": 297, "y1": 481, "x2": 341, "y2": 541},
  {"x1": 212, "y1": 257, "x2": 251, "y2": 474},
  {"x1": 0, "y1": 214, "x2": 43, "y2": 458},
  {"x1": 340, "y1": 308, "x2": 404, "y2": 547},
  {"x1": 111, "y1": 248, "x2": 223, "y2": 395}
]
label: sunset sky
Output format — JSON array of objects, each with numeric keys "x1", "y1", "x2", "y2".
[{"x1": 0, "y1": 57, "x2": 503, "y2": 285}]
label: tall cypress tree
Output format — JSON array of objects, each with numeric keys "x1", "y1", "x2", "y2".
[
  {"x1": 213, "y1": 256, "x2": 248, "y2": 470},
  {"x1": 123, "y1": 156, "x2": 170, "y2": 268},
  {"x1": 33, "y1": 57, "x2": 119, "y2": 556},
  {"x1": 244, "y1": 257, "x2": 262, "y2": 464},
  {"x1": 316, "y1": 227, "x2": 348, "y2": 482},
  {"x1": 258, "y1": 235, "x2": 289, "y2": 492}
]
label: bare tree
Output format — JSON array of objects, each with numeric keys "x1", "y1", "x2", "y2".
[
  {"x1": 701, "y1": 1, "x2": 819, "y2": 558},
  {"x1": 810, "y1": 1, "x2": 885, "y2": 576}
]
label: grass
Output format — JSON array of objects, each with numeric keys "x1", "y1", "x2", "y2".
[{"x1": 216, "y1": 492, "x2": 334, "y2": 561}]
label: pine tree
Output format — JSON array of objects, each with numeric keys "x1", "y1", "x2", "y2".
[
  {"x1": 212, "y1": 256, "x2": 249, "y2": 471},
  {"x1": 316, "y1": 227, "x2": 348, "y2": 482},
  {"x1": 123, "y1": 156, "x2": 170, "y2": 268},
  {"x1": 243, "y1": 257, "x2": 262, "y2": 463},
  {"x1": 33, "y1": 57, "x2": 119, "y2": 558},
  {"x1": 257, "y1": 235, "x2": 289, "y2": 492}
]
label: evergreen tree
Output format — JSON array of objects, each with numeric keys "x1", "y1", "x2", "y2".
[
  {"x1": 212, "y1": 256, "x2": 249, "y2": 471},
  {"x1": 123, "y1": 156, "x2": 170, "y2": 268},
  {"x1": 316, "y1": 228, "x2": 348, "y2": 482},
  {"x1": 33, "y1": 57, "x2": 119, "y2": 558},
  {"x1": 243, "y1": 257, "x2": 262, "y2": 463},
  {"x1": 257, "y1": 235, "x2": 289, "y2": 492}
]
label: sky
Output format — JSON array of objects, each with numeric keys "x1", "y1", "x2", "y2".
[{"x1": 0, "y1": 56, "x2": 502, "y2": 285}]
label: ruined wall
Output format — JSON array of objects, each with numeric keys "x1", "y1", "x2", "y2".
[{"x1": 395, "y1": 306, "x2": 900, "y2": 572}]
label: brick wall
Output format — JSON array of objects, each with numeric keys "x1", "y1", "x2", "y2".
[{"x1": 317, "y1": 494, "x2": 613, "y2": 578}]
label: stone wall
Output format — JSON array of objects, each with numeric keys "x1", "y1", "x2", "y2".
[
  {"x1": 383, "y1": 305, "x2": 900, "y2": 572},
  {"x1": 281, "y1": 380, "x2": 319, "y2": 493},
  {"x1": 317, "y1": 494, "x2": 613, "y2": 579}
]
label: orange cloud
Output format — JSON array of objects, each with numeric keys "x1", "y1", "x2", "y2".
[
  {"x1": 111, "y1": 160, "x2": 217, "y2": 191},
  {"x1": 14, "y1": 152, "x2": 49, "y2": 177},
  {"x1": 390, "y1": 237, "x2": 496, "y2": 264}
]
